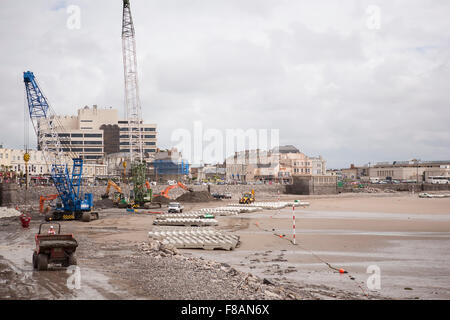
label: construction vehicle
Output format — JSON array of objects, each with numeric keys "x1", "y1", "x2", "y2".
[
  {"x1": 24, "y1": 71, "x2": 98, "y2": 223},
  {"x1": 239, "y1": 189, "x2": 255, "y2": 204},
  {"x1": 32, "y1": 223, "x2": 78, "y2": 271},
  {"x1": 101, "y1": 180, "x2": 128, "y2": 207},
  {"x1": 129, "y1": 162, "x2": 152, "y2": 207},
  {"x1": 39, "y1": 194, "x2": 58, "y2": 214},
  {"x1": 160, "y1": 181, "x2": 193, "y2": 199}
]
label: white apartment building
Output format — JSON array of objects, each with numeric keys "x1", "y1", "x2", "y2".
[
  {"x1": 0, "y1": 146, "x2": 107, "y2": 181},
  {"x1": 310, "y1": 156, "x2": 327, "y2": 175},
  {"x1": 38, "y1": 105, "x2": 157, "y2": 162}
]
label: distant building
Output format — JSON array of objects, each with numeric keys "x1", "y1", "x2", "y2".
[
  {"x1": 38, "y1": 105, "x2": 157, "y2": 162},
  {"x1": 152, "y1": 149, "x2": 189, "y2": 182},
  {"x1": 368, "y1": 160, "x2": 450, "y2": 182},
  {"x1": 341, "y1": 164, "x2": 369, "y2": 180},
  {"x1": 0, "y1": 146, "x2": 106, "y2": 183},
  {"x1": 225, "y1": 145, "x2": 327, "y2": 183},
  {"x1": 199, "y1": 164, "x2": 226, "y2": 181}
]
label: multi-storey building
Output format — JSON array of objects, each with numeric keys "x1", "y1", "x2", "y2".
[
  {"x1": 118, "y1": 120, "x2": 157, "y2": 155},
  {"x1": 368, "y1": 160, "x2": 450, "y2": 183},
  {"x1": 225, "y1": 145, "x2": 327, "y2": 183},
  {"x1": 37, "y1": 105, "x2": 157, "y2": 162}
]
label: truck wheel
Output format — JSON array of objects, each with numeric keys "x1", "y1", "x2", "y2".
[
  {"x1": 45, "y1": 212, "x2": 54, "y2": 222},
  {"x1": 37, "y1": 254, "x2": 48, "y2": 271},
  {"x1": 82, "y1": 212, "x2": 91, "y2": 222},
  {"x1": 32, "y1": 252, "x2": 38, "y2": 269},
  {"x1": 68, "y1": 253, "x2": 77, "y2": 266},
  {"x1": 180, "y1": 209, "x2": 183, "y2": 213}
]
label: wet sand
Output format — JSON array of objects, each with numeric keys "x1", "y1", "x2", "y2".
[
  {"x1": 1, "y1": 193, "x2": 449, "y2": 299},
  {"x1": 186, "y1": 194, "x2": 450, "y2": 299}
]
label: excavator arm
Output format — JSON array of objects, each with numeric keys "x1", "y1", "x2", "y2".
[
  {"x1": 39, "y1": 194, "x2": 58, "y2": 213},
  {"x1": 177, "y1": 181, "x2": 193, "y2": 192},
  {"x1": 102, "y1": 180, "x2": 123, "y2": 199},
  {"x1": 160, "y1": 182, "x2": 193, "y2": 199}
]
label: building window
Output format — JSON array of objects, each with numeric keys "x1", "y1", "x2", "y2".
[
  {"x1": 84, "y1": 148, "x2": 103, "y2": 153},
  {"x1": 118, "y1": 121, "x2": 128, "y2": 124},
  {"x1": 58, "y1": 133, "x2": 70, "y2": 137},
  {"x1": 120, "y1": 142, "x2": 129, "y2": 146},
  {"x1": 145, "y1": 142, "x2": 156, "y2": 146},
  {"x1": 120, "y1": 128, "x2": 128, "y2": 132},
  {"x1": 120, "y1": 135, "x2": 129, "y2": 139},
  {"x1": 81, "y1": 127, "x2": 93, "y2": 130},
  {"x1": 144, "y1": 128, "x2": 156, "y2": 132},
  {"x1": 145, "y1": 135, "x2": 156, "y2": 139},
  {"x1": 80, "y1": 120, "x2": 93, "y2": 123},
  {"x1": 84, "y1": 134, "x2": 102, "y2": 138},
  {"x1": 72, "y1": 141, "x2": 83, "y2": 145},
  {"x1": 84, "y1": 141, "x2": 102, "y2": 145},
  {"x1": 71, "y1": 133, "x2": 83, "y2": 138}
]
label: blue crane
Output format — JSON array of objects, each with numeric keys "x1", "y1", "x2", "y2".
[{"x1": 24, "y1": 71, "x2": 98, "y2": 222}]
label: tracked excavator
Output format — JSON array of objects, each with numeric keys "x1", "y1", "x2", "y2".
[{"x1": 101, "y1": 180, "x2": 128, "y2": 207}]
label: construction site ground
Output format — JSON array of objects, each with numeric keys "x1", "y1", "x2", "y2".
[{"x1": 1, "y1": 192, "x2": 449, "y2": 300}]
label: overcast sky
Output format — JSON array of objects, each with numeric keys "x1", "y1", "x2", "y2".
[{"x1": 1, "y1": 0, "x2": 449, "y2": 168}]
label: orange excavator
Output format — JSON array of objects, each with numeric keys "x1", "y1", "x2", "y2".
[
  {"x1": 159, "y1": 182, "x2": 193, "y2": 199},
  {"x1": 39, "y1": 194, "x2": 58, "y2": 214}
]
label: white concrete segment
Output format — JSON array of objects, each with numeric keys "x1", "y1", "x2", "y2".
[
  {"x1": 148, "y1": 229, "x2": 240, "y2": 251},
  {"x1": 153, "y1": 218, "x2": 218, "y2": 227}
]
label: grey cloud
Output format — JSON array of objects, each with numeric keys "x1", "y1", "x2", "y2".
[{"x1": 0, "y1": 0, "x2": 449, "y2": 168}]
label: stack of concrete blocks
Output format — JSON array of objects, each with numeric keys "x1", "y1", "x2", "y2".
[
  {"x1": 227, "y1": 201, "x2": 310, "y2": 209},
  {"x1": 148, "y1": 229, "x2": 240, "y2": 250},
  {"x1": 199, "y1": 206, "x2": 261, "y2": 216},
  {"x1": 158, "y1": 212, "x2": 212, "y2": 219},
  {"x1": 153, "y1": 217, "x2": 218, "y2": 227}
]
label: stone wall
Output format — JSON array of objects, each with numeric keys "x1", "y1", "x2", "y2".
[
  {"x1": 285, "y1": 176, "x2": 337, "y2": 195},
  {"x1": 340, "y1": 183, "x2": 450, "y2": 193},
  {"x1": 0, "y1": 183, "x2": 18, "y2": 207}
]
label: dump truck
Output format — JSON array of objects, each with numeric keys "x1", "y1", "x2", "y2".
[{"x1": 32, "y1": 223, "x2": 78, "y2": 271}]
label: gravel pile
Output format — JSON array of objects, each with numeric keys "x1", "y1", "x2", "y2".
[
  {"x1": 94, "y1": 198, "x2": 115, "y2": 209},
  {"x1": 356, "y1": 187, "x2": 397, "y2": 193},
  {"x1": 135, "y1": 241, "x2": 302, "y2": 300},
  {"x1": 152, "y1": 195, "x2": 171, "y2": 204},
  {"x1": 176, "y1": 191, "x2": 216, "y2": 203}
]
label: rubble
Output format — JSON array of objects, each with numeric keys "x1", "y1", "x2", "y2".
[
  {"x1": 176, "y1": 191, "x2": 216, "y2": 203},
  {"x1": 136, "y1": 241, "x2": 300, "y2": 300}
]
